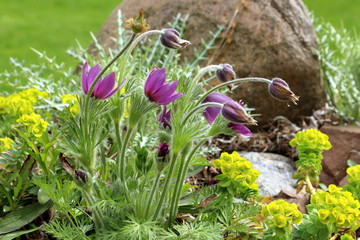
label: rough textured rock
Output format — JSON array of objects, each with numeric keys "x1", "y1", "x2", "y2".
[
  {"x1": 319, "y1": 125, "x2": 360, "y2": 185},
  {"x1": 93, "y1": 0, "x2": 326, "y2": 124},
  {"x1": 238, "y1": 151, "x2": 296, "y2": 196}
]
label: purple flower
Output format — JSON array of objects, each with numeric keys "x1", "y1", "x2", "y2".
[
  {"x1": 221, "y1": 101, "x2": 257, "y2": 125},
  {"x1": 155, "y1": 142, "x2": 170, "y2": 160},
  {"x1": 216, "y1": 64, "x2": 236, "y2": 82},
  {"x1": 268, "y1": 78, "x2": 299, "y2": 106},
  {"x1": 156, "y1": 105, "x2": 171, "y2": 130},
  {"x1": 228, "y1": 123, "x2": 253, "y2": 137},
  {"x1": 160, "y1": 29, "x2": 191, "y2": 49},
  {"x1": 144, "y1": 66, "x2": 185, "y2": 105},
  {"x1": 202, "y1": 93, "x2": 233, "y2": 124},
  {"x1": 82, "y1": 62, "x2": 124, "y2": 99}
]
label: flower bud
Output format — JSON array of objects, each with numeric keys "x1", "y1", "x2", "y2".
[
  {"x1": 155, "y1": 142, "x2": 170, "y2": 172},
  {"x1": 75, "y1": 169, "x2": 88, "y2": 185},
  {"x1": 160, "y1": 29, "x2": 191, "y2": 49},
  {"x1": 216, "y1": 64, "x2": 236, "y2": 82},
  {"x1": 221, "y1": 101, "x2": 257, "y2": 125},
  {"x1": 268, "y1": 78, "x2": 299, "y2": 106}
]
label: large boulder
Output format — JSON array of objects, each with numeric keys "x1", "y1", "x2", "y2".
[{"x1": 93, "y1": 0, "x2": 326, "y2": 123}]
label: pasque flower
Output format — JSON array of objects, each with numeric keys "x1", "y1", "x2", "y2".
[
  {"x1": 160, "y1": 29, "x2": 191, "y2": 49},
  {"x1": 268, "y1": 78, "x2": 299, "y2": 106},
  {"x1": 202, "y1": 93, "x2": 253, "y2": 136},
  {"x1": 82, "y1": 62, "x2": 124, "y2": 99},
  {"x1": 222, "y1": 101, "x2": 257, "y2": 125},
  {"x1": 216, "y1": 64, "x2": 236, "y2": 82},
  {"x1": 144, "y1": 66, "x2": 185, "y2": 105},
  {"x1": 156, "y1": 105, "x2": 171, "y2": 130}
]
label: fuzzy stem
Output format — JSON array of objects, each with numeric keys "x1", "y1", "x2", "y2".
[
  {"x1": 167, "y1": 139, "x2": 207, "y2": 226},
  {"x1": 305, "y1": 174, "x2": 316, "y2": 195},
  {"x1": 152, "y1": 152, "x2": 179, "y2": 221},
  {"x1": 119, "y1": 126, "x2": 135, "y2": 189},
  {"x1": 82, "y1": 190, "x2": 105, "y2": 233},
  {"x1": 181, "y1": 102, "x2": 223, "y2": 127},
  {"x1": 119, "y1": 30, "x2": 164, "y2": 80},
  {"x1": 185, "y1": 65, "x2": 222, "y2": 104},
  {"x1": 113, "y1": 119, "x2": 122, "y2": 168},
  {"x1": 145, "y1": 172, "x2": 162, "y2": 218},
  {"x1": 196, "y1": 77, "x2": 272, "y2": 106},
  {"x1": 83, "y1": 33, "x2": 137, "y2": 140}
]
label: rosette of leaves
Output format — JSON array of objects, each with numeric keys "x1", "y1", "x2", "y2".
[
  {"x1": 213, "y1": 151, "x2": 260, "y2": 200},
  {"x1": 294, "y1": 185, "x2": 360, "y2": 239},
  {"x1": 343, "y1": 164, "x2": 360, "y2": 201},
  {"x1": 289, "y1": 129, "x2": 332, "y2": 193},
  {"x1": 261, "y1": 199, "x2": 303, "y2": 240}
]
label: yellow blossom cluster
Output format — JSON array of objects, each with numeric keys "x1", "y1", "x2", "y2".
[
  {"x1": 16, "y1": 113, "x2": 49, "y2": 138},
  {"x1": 61, "y1": 94, "x2": 79, "y2": 116},
  {"x1": 213, "y1": 151, "x2": 260, "y2": 198},
  {"x1": 311, "y1": 185, "x2": 360, "y2": 231},
  {"x1": 0, "y1": 137, "x2": 14, "y2": 152},
  {"x1": 289, "y1": 129, "x2": 332, "y2": 152},
  {"x1": 347, "y1": 165, "x2": 360, "y2": 184},
  {"x1": 0, "y1": 88, "x2": 48, "y2": 116},
  {"x1": 261, "y1": 199, "x2": 303, "y2": 228}
]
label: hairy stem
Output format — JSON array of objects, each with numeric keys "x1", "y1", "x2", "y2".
[
  {"x1": 152, "y1": 152, "x2": 179, "y2": 221},
  {"x1": 196, "y1": 77, "x2": 272, "y2": 105},
  {"x1": 119, "y1": 30, "x2": 164, "y2": 81},
  {"x1": 145, "y1": 172, "x2": 162, "y2": 218},
  {"x1": 181, "y1": 102, "x2": 223, "y2": 127},
  {"x1": 185, "y1": 65, "x2": 222, "y2": 104},
  {"x1": 83, "y1": 33, "x2": 137, "y2": 140},
  {"x1": 167, "y1": 139, "x2": 207, "y2": 226}
]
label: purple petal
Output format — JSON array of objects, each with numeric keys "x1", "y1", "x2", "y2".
[
  {"x1": 157, "y1": 92, "x2": 185, "y2": 105},
  {"x1": 86, "y1": 64, "x2": 102, "y2": 89},
  {"x1": 82, "y1": 62, "x2": 89, "y2": 94},
  {"x1": 151, "y1": 80, "x2": 179, "y2": 101},
  {"x1": 144, "y1": 68, "x2": 166, "y2": 96},
  {"x1": 203, "y1": 106, "x2": 221, "y2": 124},
  {"x1": 102, "y1": 85, "x2": 120, "y2": 99},
  {"x1": 229, "y1": 123, "x2": 253, "y2": 137},
  {"x1": 202, "y1": 92, "x2": 232, "y2": 104},
  {"x1": 94, "y1": 72, "x2": 116, "y2": 99}
]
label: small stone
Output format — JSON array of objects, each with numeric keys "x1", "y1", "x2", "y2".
[{"x1": 238, "y1": 151, "x2": 296, "y2": 196}]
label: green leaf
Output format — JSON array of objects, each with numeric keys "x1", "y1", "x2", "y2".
[
  {"x1": 347, "y1": 159, "x2": 358, "y2": 167},
  {"x1": 318, "y1": 228, "x2": 330, "y2": 240},
  {"x1": 306, "y1": 224, "x2": 317, "y2": 234},
  {"x1": 0, "y1": 227, "x2": 39, "y2": 240},
  {"x1": 318, "y1": 183, "x2": 328, "y2": 191},
  {"x1": 218, "y1": 179, "x2": 231, "y2": 187},
  {"x1": 0, "y1": 200, "x2": 53, "y2": 234}
]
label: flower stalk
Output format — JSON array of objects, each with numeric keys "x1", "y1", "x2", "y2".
[{"x1": 167, "y1": 138, "x2": 207, "y2": 226}]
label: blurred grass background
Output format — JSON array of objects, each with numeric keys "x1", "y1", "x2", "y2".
[{"x1": 0, "y1": 0, "x2": 359, "y2": 72}]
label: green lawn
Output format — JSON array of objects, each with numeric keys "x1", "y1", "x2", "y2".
[
  {"x1": 0, "y1": 0, "x2": 359, "y2": 72},
  {"x1": 0, "y1": 0, "x2": 122, "y2": 72},
  {"x1": 303, "y1": 0, "x2": 360, "y2": 34}
]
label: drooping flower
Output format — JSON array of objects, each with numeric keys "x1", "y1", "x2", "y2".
[
  {"x1": 82, "y1": 62, "x2": 124, "y2": 99},
  {"x1": 216, "y1": 64, "x2": 236, "y2": 82},
  {"x1": 202, "y1": 93, "x2": 254, "y2": 137},
  {"x1": 160, "y1": 29, "x2": 191, "y2": 49},
  {"x1": 144, "y1": 66, "x2": 185, "y2": 105},
  {"x1": 202, "y1": 92, "x2": 233, "y2": 125},
  {"x1": 228, "y1": 123, "x2": 253, "y2": 137},
  {"x1": 268, "y1": 78, "x2": 299, "y2": 106},
  {"x1": 222, "y1": 101, "x2": 257, "y2": 125},
  {"x1": 156, "y1": 105, "x2": 171, "y2": 130}
]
